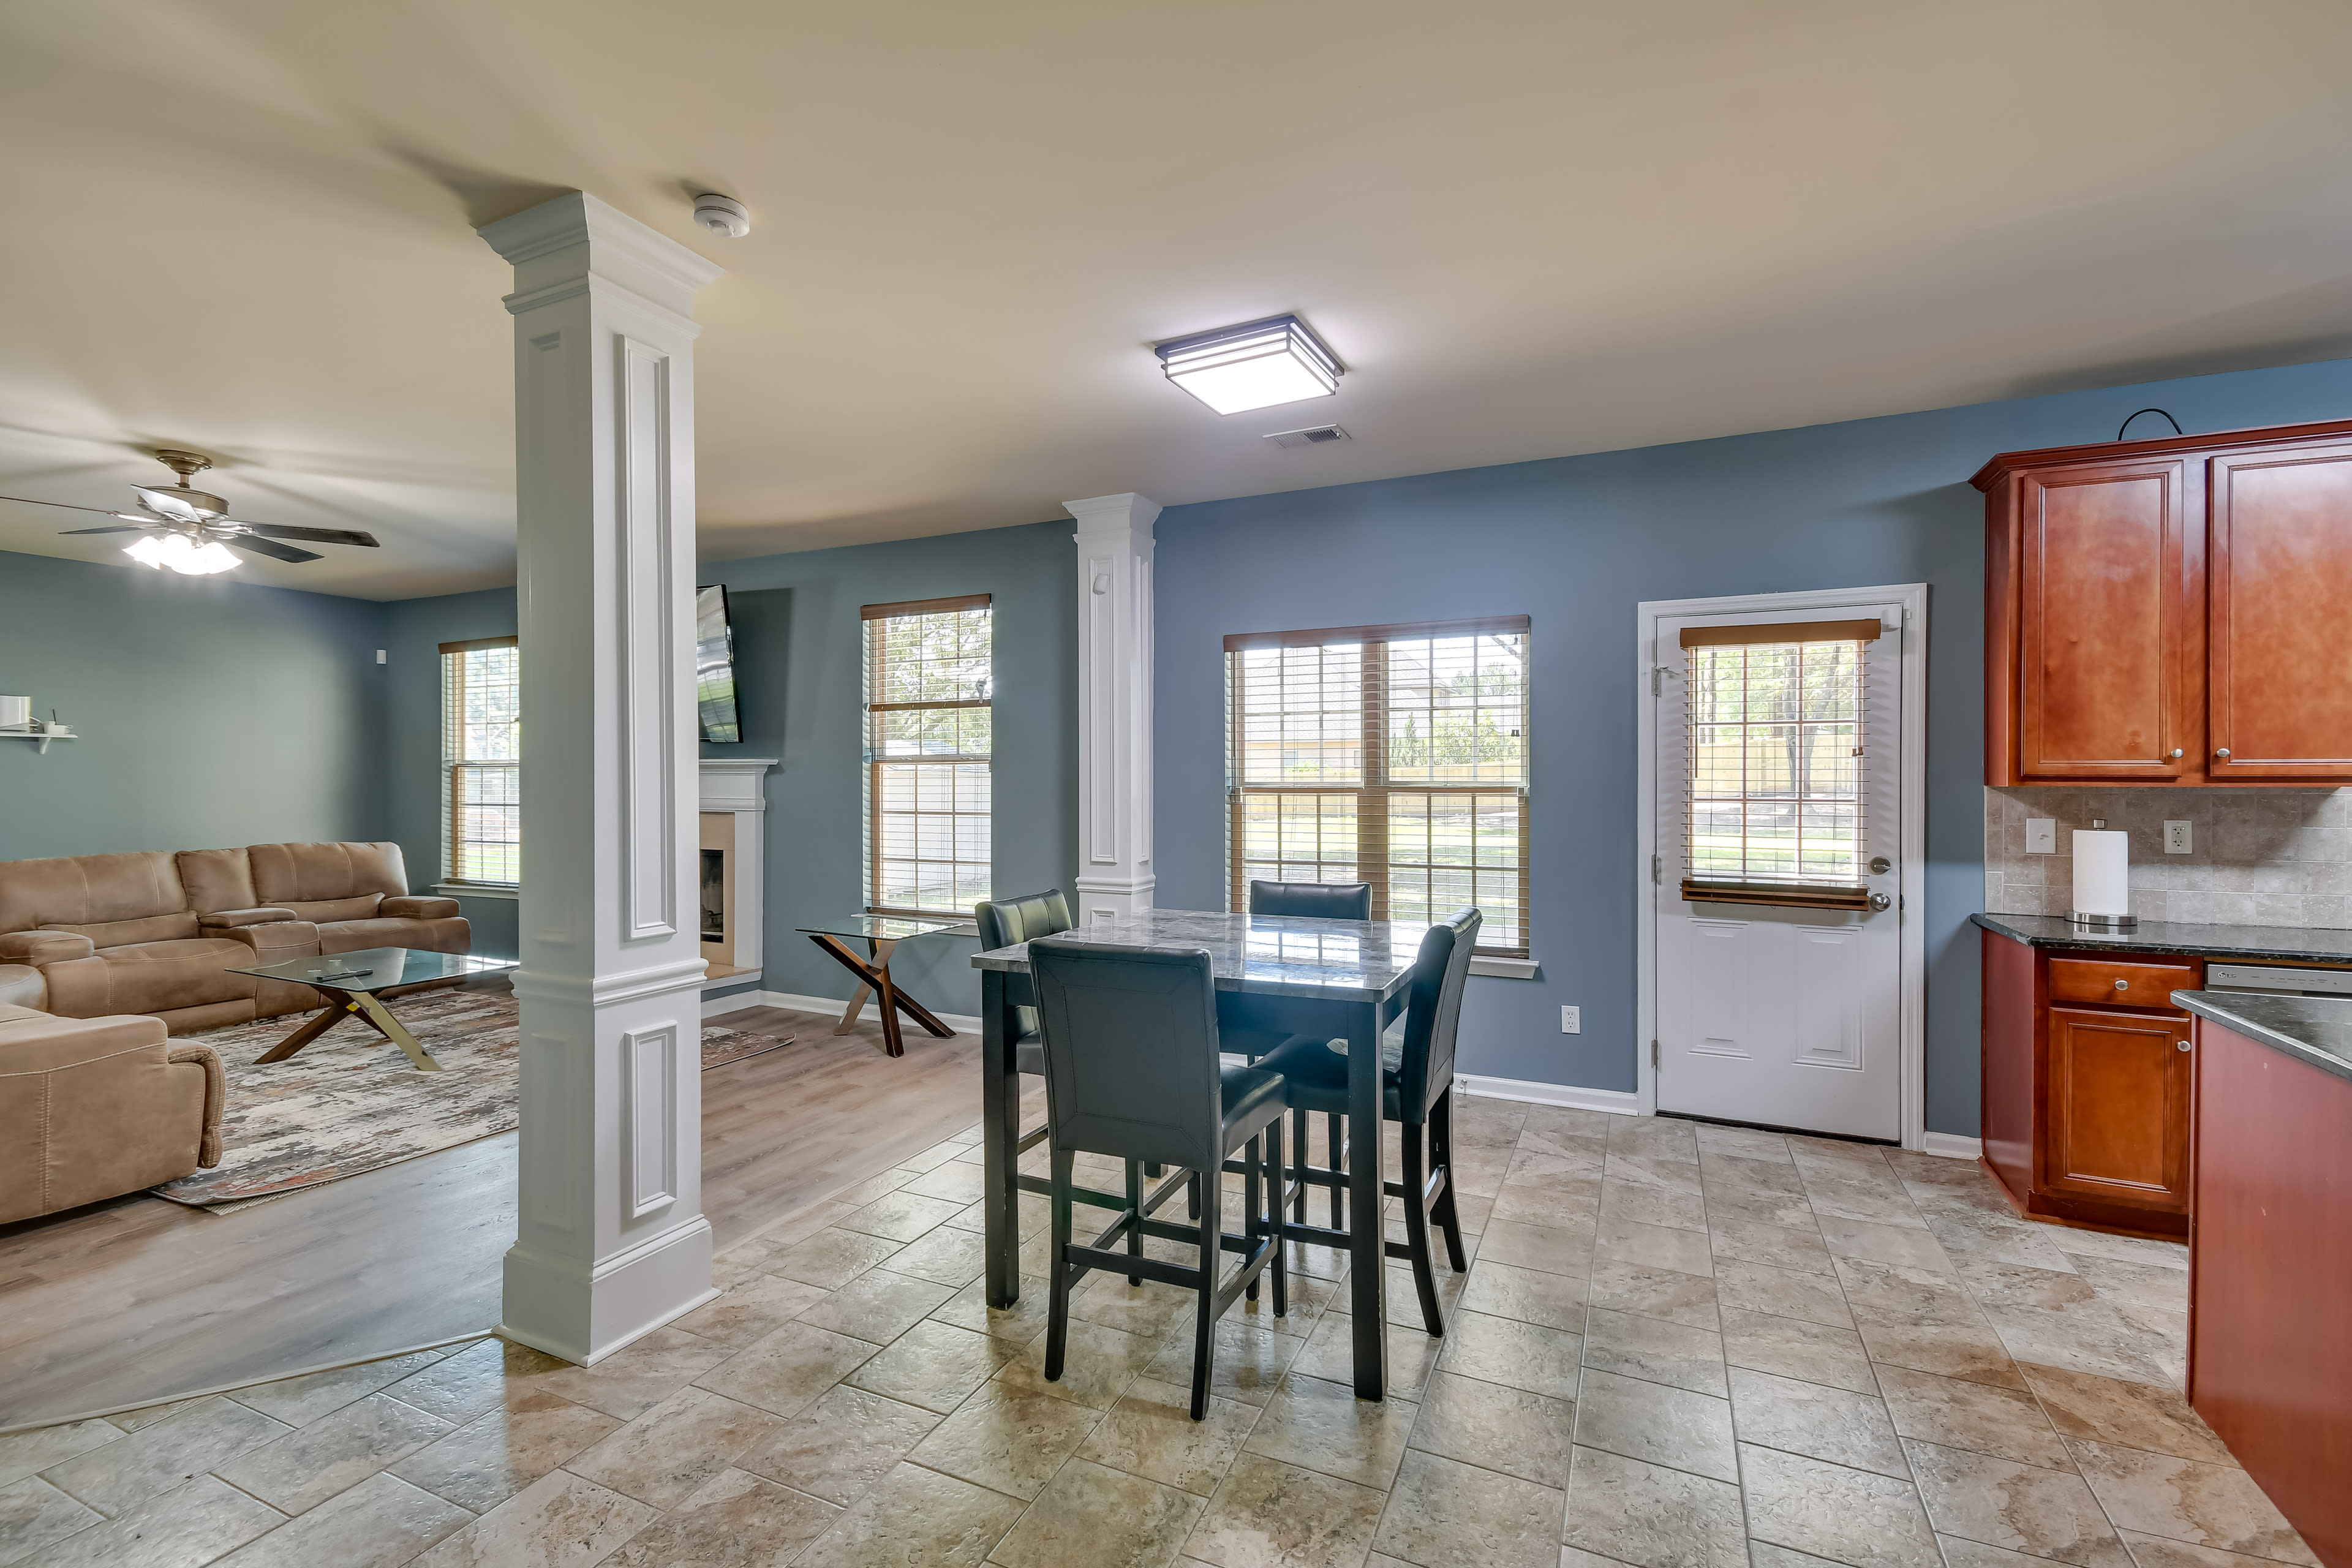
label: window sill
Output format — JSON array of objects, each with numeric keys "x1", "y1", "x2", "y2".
[
  {"x1": 434, "y1": 883, "x2": 519, "y2": 902},
  {"x1": 1469, "y1": 956, "x2": 1539, "y2": 980}
]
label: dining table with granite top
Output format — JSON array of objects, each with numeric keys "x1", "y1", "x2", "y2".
[{"x1": 971, "y1": 907, "x2": 1421, "y2": 1400}]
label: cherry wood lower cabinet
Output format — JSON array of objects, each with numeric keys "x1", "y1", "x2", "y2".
[
  {"x1": 2189, "y1": 1016, "x2": 2352, "y2": 1567},
  {"x1": 1978, "y1": 929, "x2": 2196, "y2": 1238}
]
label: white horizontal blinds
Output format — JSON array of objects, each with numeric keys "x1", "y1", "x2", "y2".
[
  {"x1": 1227, "y1": 616, "x2": 1530, "y2": 957},
  {"x1": 1681, "y1": 619, "x2": 1877, "y2": 906},
  {"x1": 865, "y1": 595, "x2": 991, "y2": 917},
  {"x1": 440, "y1": 637, "x2": 520, "y2": 885}
]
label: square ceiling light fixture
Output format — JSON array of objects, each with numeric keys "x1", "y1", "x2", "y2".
[{"x1": 1155, "y1": 314, "x2": 1343, "y2": 415}]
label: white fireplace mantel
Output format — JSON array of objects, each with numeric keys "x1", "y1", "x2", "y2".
[
  {"x1": 700, "y1": 757, "x2": 778, "y2": 815},
  {"x1": 699, "y1": 759, "x2": 777, "y2": 989}
]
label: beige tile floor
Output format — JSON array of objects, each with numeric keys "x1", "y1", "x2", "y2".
[{"x1": 0, "y1": 1098, "x2": 2321, "y2": 1568}]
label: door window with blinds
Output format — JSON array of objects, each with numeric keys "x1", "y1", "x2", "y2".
[
  {"x1": 865, "y1": 595, "x2": 992, "y2": 917},
  {"x1": 440, "y1": 636, "x2": 521, "y2": 886},
  {"x1": 1681, "y1": 619, "x2": 1879, "y2": 909},
  {"x1": 1226, "y1": 616, "x2": 1529, "y2": 957}
]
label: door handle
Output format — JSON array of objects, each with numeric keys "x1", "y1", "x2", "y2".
[
  {"x1": 1869, "y1": 856, "x2": 1892, "y2": 875},
  {"x1": 1868, "y1": 892, "x2": 1893, "y2": 912}
]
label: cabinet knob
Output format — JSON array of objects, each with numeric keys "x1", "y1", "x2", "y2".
[
  {"x1": 2215, "y1": 747, "x2": 2232, "y2": 760},
  {"x1": 2114, "y1": 979, "x2": 2130, "y2": 991},
  {"x1": 2176, "y1": 1038, "x2": 2192, "y2": 1052},
  {"x1": 2167, "y1": 748, "x2": 2184, "y2": 760}
]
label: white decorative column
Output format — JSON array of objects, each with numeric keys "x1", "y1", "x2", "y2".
[
  {"x1": 479, "y1": 194, "x2": 723, "y2": 1365},
  {"x1": 1065, "y1": 492, "x2": 1161, "y2": 925}
]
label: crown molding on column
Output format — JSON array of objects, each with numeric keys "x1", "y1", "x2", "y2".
[
  {"x1": 1063, "y1": 492, "x2": 1163, "y2": 540},
  {"x1": 478, "y1": 191, "x2": 725, "y2": 322}
]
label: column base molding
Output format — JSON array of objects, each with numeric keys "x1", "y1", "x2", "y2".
[
  {"x1": 498, "y1": 1215, "x2": 718, "y2": 1366},
  {"x1": 1074, "y1": 873, "x2": 1156, "y2": 927}
]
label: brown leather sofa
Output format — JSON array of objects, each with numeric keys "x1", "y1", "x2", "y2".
[
  {"x1": 0, "y1": 841, "x2": 468, "y2": 1033},
  {"x1": 0, "y1": 1003, "x2": 225, "y2": 1223}
]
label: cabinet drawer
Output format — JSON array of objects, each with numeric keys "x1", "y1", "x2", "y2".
[{"x1": 2048, "y1": 957, "x2": 2199, "y2": 1011}]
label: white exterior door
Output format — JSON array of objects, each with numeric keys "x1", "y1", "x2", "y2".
[{"x1": 1649, "y1": 598, "x2": 1909, "y2": 1141}]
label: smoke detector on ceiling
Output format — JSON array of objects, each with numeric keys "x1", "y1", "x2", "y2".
[
  {"x1": 1264, "y1": 424, "x2": 1350, "y2": 449},
  {"x1": 693, "y1": 193, "x2": 750, "y2": 238}
]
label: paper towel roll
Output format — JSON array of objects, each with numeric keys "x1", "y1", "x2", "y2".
[{"x1": 2072, "y1": 830, "x2": 2131, "y2": 919}]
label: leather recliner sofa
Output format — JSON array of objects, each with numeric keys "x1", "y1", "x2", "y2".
[
  {"x1": 0, "y1": 1003, "x2": 225, "y2": 1223},
  {"x1": 0, "y1": 840, "x2": 469, "y2": 1033}
]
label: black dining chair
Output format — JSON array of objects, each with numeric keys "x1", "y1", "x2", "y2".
[
  {"x1": 1029, "y1": 937, "x2": 1290, "y2": 1419},
  {"x1": 1231, "y1": 880, "x2": 1372, "y2": 1231},
  {"x1": 1254, "y1": 906, "x2": 1480, "y2": 1335}
]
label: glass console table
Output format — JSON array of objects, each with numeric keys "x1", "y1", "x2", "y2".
[
  {"x1": 224, "y1": 946, "x2": 518, "y2": 1072},
  {"x1": 796, "y1": 914, "x2": 977, "y2": 1058}
]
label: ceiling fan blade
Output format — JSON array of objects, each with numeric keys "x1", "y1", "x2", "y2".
[
  {"x1": 132, "y1": 485, "x2": 213, "y2": 524},
  {"x1": 59, "y1": 525, "x2": 149, "y2": 535},
  {"x1": 230, "y1": 521, "x2": 382, "y2": 548},
  {"x1": 0, "y1": 492, "x2": 145, "y2": 518},
  {"x1": 226, "y1": 535, "x2": 323, "y2": 564}
]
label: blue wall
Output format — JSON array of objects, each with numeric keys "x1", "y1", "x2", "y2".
[
  {"x1": 0, "y1": 549, "x2": 388, "y2": 864},
  {"x1": 1152, "y1": 357, "x2": 2352, "y2": 1136},
  {"x1": 378, "y1": 521, "x2": 1080, "y2": 1003}
]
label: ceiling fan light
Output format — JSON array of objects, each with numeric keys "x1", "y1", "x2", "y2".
[
  {"x1": 183, "y1": 541, "x2": 240, "y2": 575},
  {"x1": 123, "y1": 535, "x2": 175, "y2": 568},
  {"x1": 122, "y1": 533, "x2": 240, "y2": 575},
  {"x1": 1155, "y1": 314, "x2": 1343, "y2": 415}
]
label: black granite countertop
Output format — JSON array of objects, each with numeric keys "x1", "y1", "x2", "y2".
[
  {"x1": 1970, "y1": 911, "x2": 2352, "y2": 965},
  {"x1": 2171, "y1": 990, "x2": 2352, "y2": 1087}
]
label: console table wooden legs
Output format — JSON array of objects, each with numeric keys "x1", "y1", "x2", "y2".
[{"x1": 806, "y1": 932, "x2": 956, "y2": 1058}]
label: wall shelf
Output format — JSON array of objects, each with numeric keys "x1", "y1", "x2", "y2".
[{"x1": 0, "y1": 728, "x2": 76, "y2": 755}]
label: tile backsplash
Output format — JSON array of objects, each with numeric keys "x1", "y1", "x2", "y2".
[{"x1": 1984, "y1": 786, "x2": 2352, "y2": 930}]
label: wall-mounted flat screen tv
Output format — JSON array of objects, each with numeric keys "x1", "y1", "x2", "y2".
[{"x1": 696, "y1": 584, "x2": 741, "y2": 744}]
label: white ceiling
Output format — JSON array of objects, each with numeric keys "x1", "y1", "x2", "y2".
[{"x1": 7, "y1": 1, "x2": 2352, "y2": 600}]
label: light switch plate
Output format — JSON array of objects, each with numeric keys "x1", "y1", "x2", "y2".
[
  {"x1": 2025, "y1": 818, "x2": 2057, "y2": 854},
  {"x1": 1560, "y1": 1005, "x2": 1580, "y2": 1035},
  {"x1": 2164, "y1": 820, "x2": 2193, "y2": 854}
]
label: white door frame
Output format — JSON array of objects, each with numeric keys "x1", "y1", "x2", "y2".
[{"x1": 1634, "y1": 582, "x2": 1931, "y2": 1151}]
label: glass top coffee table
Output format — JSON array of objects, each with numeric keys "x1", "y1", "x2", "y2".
[
  {"x1": 225, "y1": 946, "x2": 518, "y2": 1072},
  {"x1": 797, "y1": 914, "x2": 977, "y2": 1058}
]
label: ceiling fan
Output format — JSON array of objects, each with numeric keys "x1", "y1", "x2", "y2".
[{"x1": 0, "y1": 450, "x2": 381, "y2": 574}]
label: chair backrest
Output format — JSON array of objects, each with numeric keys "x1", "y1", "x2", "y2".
[
  {"x1": 1392, "y1": 907, "x2": 1481, "y2": 1123},
  {"x1": 1248, "y1": 880, "x2": 1373, "y2": 922},
  {"x1": 973, "y1": 889, "x2": 1072, "y2": 1020},
  {"x1": 1028, "y1": 937, "x2": 1224, "y2": 1172}
]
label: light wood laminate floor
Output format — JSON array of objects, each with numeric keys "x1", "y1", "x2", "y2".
[{"x1": 0, "y1": 1005, "x2": 979, "y2": 1428}]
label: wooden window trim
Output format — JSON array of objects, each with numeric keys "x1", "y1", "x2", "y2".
[
  {"x1": 862, "y1": 594, "x2": 990, "y2": 620},
  {"x1": 1679, "y1": 618, "x2": 1880, "y2": 648},
  {"x1": 1226, "y1": 614, "x2": 1529, "y2": 652},
  {"x1": 439, "y1": 635, "x2": 519, "y2": 655}
]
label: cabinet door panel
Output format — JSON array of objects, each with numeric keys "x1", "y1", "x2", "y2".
[
  {"x1": 2210, "y1": 443, "x2": 2352, "y2": 778},
  {"x1": 2045, "y1": 1005, "x2": 2190, "y2": 1213},
  {"x1": 2018, "y1": 461, "x2": 2196, "y2": 779}
]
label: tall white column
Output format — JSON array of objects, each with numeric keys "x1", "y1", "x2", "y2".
[
  {"x1": 1065, "y1": 492, "x2": 1161, "y2": 925},
  {"x1": 478, "y1": 193, "x2": 723, "y2": 1365}
]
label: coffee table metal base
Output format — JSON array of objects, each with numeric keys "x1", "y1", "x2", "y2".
[{"x1": 255, "y1": 979, "x2": 458, "y2": 1072}]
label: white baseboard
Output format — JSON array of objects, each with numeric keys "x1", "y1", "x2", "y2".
[
  {"x1": 1456, "y1": 1072, "x2": 1644, "y2": 1117},
  {"x1": 727, "y1": 989, "x2": 984, "y2": 1036},
  {"x1": 1920, "y1": 1131, "x2": 1984, "y2": 1160}
]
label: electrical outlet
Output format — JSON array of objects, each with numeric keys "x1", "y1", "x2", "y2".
[
  {"x1": 1560, "y1": 1005, "x2": 1580, "y2": 1035},
  {"x1": 2025, "y1": 818, "x2": 2057, "y2": 854},
  {"x1": 2164, "y1": 820, "x2": 2193, "y2": 854}
]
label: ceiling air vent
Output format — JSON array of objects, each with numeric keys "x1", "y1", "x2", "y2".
[{"x1": 1265, "y1": 424, "x2": 1350, "y2": 449}]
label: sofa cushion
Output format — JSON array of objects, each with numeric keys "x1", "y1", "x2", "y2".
[
  {"x1": 38, "y1": 938, "x2": 259, "y2": 1019},
  {"x1": 0, "y1": 851, "x2": 194, "y2": 945},
  {"x1": 0, "y1": 965, "x2": 43, "y2": 1009},
  {"x1": 176, "y1": 846, "x2": 259, "y2": 914},
  {"x1": 319, "y1": 917, "x2": 471, "y2": 958},
  {"x1": 248, "y1": 842, "x2": 408, "y2": 910}
]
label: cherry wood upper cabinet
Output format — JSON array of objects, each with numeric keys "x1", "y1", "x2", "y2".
[
  {"x1": 1978, "y1": 418, "x2": 2352, "y2": 785},
  {"x1": 2209, "y1": 442, "x2": 2352, "y2": 780}
]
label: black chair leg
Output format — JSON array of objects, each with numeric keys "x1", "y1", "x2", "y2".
[
  {"x1": 1400, "y1": 1120, "x2": 1446, "y2": 1336},
  {"x1": 1326, "y1": 1111, "x2": 1344, "y2": 1229},
  {"x1": 1186, "y1": 1171, "x2": 1201, "y2": 1221},
  {"x1": 1291, "y1": 1107, "x2": 1309, "y2": 1223},
  {"x1": 1190, "y1": 1185, "x2": 1219, "y2": 1419},
  {"x1": 1243, "y1": 1135, "x2": 1262, "y2": 1303},
  {"x1": 1125, "y1": 1159, "x2": 1144, "y2": 1286},
  {"x1": 1044, "y1": 1147, "x2": 1076, "y2": 1379},
  {"x1": 1266, "y1": 1115, "x2": 1287, "y2": 1318},
  {"x1": 1430, "y1": 1087, "x2": 1468, "y2": 1272}
]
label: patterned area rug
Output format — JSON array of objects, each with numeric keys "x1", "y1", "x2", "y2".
[{"x1": 149, "y1": 988, "x2": 796, "y2": 1212}]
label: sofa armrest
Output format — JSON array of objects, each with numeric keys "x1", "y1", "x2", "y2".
[
  {"x1": 0, "y1": 930, "x2": 95, "y2": 965},
  {"x1": 381, "y1": 896, "x2": 462, "y2": 921},
  {"x1": 166, "y1": 1042, "x2": 227, "y2": 1167},
  {"x1": 200, "y1": 907, "x2": 300, "y2": 929},
  {"x1": 0, "y1": 965, "x2": 43, "y2": 1010}
]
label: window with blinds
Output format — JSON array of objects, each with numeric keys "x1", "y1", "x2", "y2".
[
  {"x1": 1226, "y1": 616, "x2": 1529, "y2": 957},
  {"x1": 1681, "y1": 619, "x2": 1878, "y2": 910},
  {"x1": 865, "y1": 595, "x2": 992, "y2": 917},
  {"x1": 441, "y1": 636, "x2": 521, "y2": 886}
]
